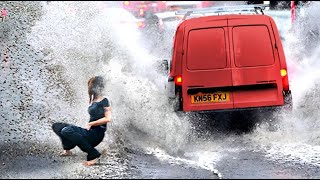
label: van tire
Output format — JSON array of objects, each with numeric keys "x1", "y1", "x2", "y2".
[{"x1": 283, "y1": 90, "x2": 293, "y2": 112}]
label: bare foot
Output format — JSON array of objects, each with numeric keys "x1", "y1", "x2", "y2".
[
  {"x1": 83, "y1": 157, "x2": 100, "y2": 166},
  {"x1": 60, "y1": 150, "x2": 72, "y2": 157}
]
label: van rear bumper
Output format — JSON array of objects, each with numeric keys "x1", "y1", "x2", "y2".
[
  {"x1": 192, "y1": 105, "x2": 284, "y2": 114},
  {"x1": 183, "y1": 90, "x2": 292, "y2": 113}
]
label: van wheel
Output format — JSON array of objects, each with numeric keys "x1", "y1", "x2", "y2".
[{"x1": 283, "y1": 91, "x2": 293, "y2": 112}]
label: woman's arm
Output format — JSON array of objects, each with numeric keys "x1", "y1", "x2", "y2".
[{"x1": 85, "y1": 107, "x2": 112, "y2": 130}]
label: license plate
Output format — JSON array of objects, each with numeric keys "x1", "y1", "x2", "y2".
[{"x1": 191, "y1": 92, "x2": 230, "y2": 104}]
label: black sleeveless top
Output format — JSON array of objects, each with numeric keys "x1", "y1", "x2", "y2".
[{"x1": 88, "y1": 97, "x2": 110, "y2": 129}]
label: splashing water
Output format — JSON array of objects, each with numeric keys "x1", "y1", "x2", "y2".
[
  {"x1": 0, "y1": 1, "x2": 59, "y2": 144},
  {"x1": 249, "y1": 1, "x2": 320, "y2": 166},
  {"x1": 0, "y1": 1, "x2": 192, "y2": 156}
]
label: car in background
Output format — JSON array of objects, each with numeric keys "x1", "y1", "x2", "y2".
[
  {"x1": 154, "y1": 11, "x2": 184, "y2": 39},
  {"x1": 121, "y1": 1, "x2": 167, "y2": 18},
  {"x1": 121, "y1": 1, "x2": 139, "y2": 12},
  {"x1": 151, "y1": 11, "x2": 183, "y2": 57},
  {"x1": 201, "y1": 1, "x2": 215, "y2": 8}
]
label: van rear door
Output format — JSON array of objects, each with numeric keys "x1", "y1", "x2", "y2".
[
  {"x1": 228, "y1": 16, "x2": 284, "y2": 109},
  {"x1": 182, "y1": 18, "x2": 234, "y2": 112}
]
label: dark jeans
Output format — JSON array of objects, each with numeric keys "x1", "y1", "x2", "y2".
[{"x1": 52, "y1": 122, "x2": 105, "y2": 161}]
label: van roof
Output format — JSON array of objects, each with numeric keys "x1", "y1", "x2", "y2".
[
  {"x1": 176, "y1": 4, "x2": 268, "y2": 20},
  {"x1": 179, "y1": 14, "x2": 272, "y2": 27}
]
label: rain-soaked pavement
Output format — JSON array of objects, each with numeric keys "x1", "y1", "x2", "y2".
[{"x1": 2, "y1": 1, "x2": 320, "y2": 179}]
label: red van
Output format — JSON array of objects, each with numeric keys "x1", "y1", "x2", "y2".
[{"x1": 163, "y1": 5, "x2": 292, "y2": 114}]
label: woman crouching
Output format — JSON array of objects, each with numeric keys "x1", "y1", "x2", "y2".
[{"x1": 52, "y1": 76, "x2": 111, "y2": 166}]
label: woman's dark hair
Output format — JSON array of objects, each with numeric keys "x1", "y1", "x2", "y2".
[{"x1": 88, "y1": 76, "x2": 106, "y2": 104}]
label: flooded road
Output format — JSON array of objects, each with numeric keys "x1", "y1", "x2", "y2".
[{"x1": 1, "y1": 1, "x2": 320, "y2": 179}]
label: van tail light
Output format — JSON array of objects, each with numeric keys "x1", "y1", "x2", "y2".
[
  {"x1": 281, "y1": 69, "x2": 287, "y2": 77},
  {"x1": 281, "y1": 69, "x2": 289, "y2": 91},
  {"x1": 174, "y1": 76, "x2": 182, "y2": 86}
]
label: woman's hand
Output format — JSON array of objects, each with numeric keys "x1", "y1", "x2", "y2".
[
  {"x1": 84, "y1": 106, "x2": 111, "y2": 130},
  {"x1": 85, "y1": 123, "x2": 92, "y2": 130}
]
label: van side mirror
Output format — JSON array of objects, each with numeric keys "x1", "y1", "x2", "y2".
[{"x1": 161, "y1": 59, "x2": 169, "y2": 74}]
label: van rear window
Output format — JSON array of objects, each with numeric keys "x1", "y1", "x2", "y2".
[
  {"x1": 233, "y1": 25, "x2": 274, "y2": 67},
  {"x1": 187, "y1": 28, "x2": 227, "y2": 70}
]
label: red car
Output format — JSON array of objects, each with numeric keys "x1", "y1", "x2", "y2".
[
  {"x1": 121, "y1": 1, "x2": 165, "y2": 18},
  {"x1": 163, "y1": 5, "x2": 292, "y2": 114}
]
